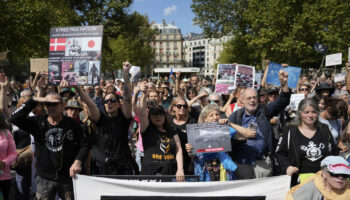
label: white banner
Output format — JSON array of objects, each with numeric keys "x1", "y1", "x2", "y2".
[
  {"x1": 73, "y1": 175, "x2": 291, "y2": 200},
  {"x1": 326, "y1": 53, "x2": 342, "y2": 66}
]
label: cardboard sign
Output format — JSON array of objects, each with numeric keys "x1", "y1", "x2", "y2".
[
  {"x1": 30, "y1": 58, "x2": 48, "y2": 73},
  {"x1": 326, "y1": 53, "x2": 342, "y2": 66},
  {"x1": 48, "y1": 26, "x2": 103, "y2": 85},
  {"x1": 186, "y1": 122, "x2": 231, "y2": 154},
  {"x1": 234, "y1": 65, "x2": 255, "y2": 88},
  {"x1": 266, "y1": 62, "x2": 301, "y2": 88},
  {"x1": 289, "y1": 94, "x2": 305, "y2": 111},
  {"x1": 215, "y1": 64, "x2": 236, "y2": 95},
  {"x1": 334, "y1": 73, "x2": 346, "y2": 83}
]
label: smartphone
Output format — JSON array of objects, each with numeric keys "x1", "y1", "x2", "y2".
[{"x1": 248, "y1": 122, "x2": 257, "y2": 132}]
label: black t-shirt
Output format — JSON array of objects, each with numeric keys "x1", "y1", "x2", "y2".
[
  {"x1": 91, "y1": 110, "x2": 136, "y2": 175},
  {"x1": 297, "y1": 128, "x2": 327, "y2": 174},
  {"x1": 142, "y1": 125, "x2": 177, "y2": 175},
  {"x1": 169, "y1": 115, "x2": 197, "y2": 175}
]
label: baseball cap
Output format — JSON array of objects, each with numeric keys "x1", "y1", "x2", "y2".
[
  {"x1": 65, "y1": 99, "x2": 82, "y2": 110},
  {"x1": 321, "y1": 156, "x2": 350, "y2": 175}
]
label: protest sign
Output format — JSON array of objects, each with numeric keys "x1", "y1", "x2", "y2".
[
  {"x1": 48, "y1": 26, "x2": 103, "y2": 85},
  {"x1": 334, "y1": 73, "x2": 346, "y2": 83},
  {"x1": 215, "y1": 64, "x2": 236, "y2": 95},
  {"x1": 30, "y1": 58, "x2": 48, "y2": 73},
  {"x1": 235, "y1": 65, "x2": 255, "y2": 88},
  {"x1": 266, "y1": 62, "x2": 301, "y2": 88},
  {"x1": 289, "y1": 94, "x2": 305, "y2": 111},
  {"x1": 73, "y1": 174, "x2": 291, "y2": 200},
  {"x1": 255, "y1": 72, "x2": 262, "y2": 87},
  {"x1": 326, "y1": 53, "x2": 342, "y2": 66},
  {"x1": 186, "y1": 122, "x2": 231, "y2": 154},
  {"x1": 129, "y1": 66, "x2": 141, "y2": 83}
]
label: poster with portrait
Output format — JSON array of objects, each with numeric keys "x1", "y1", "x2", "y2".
[
  {"x1": 266, "y1": 62, "x2": 301, "y2": 89},
  {"x1": 234, "y1": 65, "x2": 255, "y2": 88},
  {"x1": 186, "y1": 122, "x2": 231, "y2": 154},
  {"x1": 215, "y1": 64, "x2": 236, "y2": 95},
  {"x1": 48, "y1": 26, "x2": 103, "y2": 85}
]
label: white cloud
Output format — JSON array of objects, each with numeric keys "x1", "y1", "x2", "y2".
[{"x1": 163, "y1": 5, "x2": 177, "y2": 16}]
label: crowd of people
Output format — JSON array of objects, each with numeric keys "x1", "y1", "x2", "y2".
[{"x1": 0, "y1": 60, "x2": 350, "y2": 199}]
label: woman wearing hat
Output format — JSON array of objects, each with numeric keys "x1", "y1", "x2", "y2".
[
  {"x1": 135, "y1": 90, "x2": 185, "y2": 182},
  {"x1": 286, "y1": 156, "x2": 350, "y2": 200},
  {"x1": 316, "y1": 82, "x2": 335, "y2": 97}
]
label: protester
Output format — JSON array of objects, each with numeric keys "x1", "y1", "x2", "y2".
[
  {"x1": 0, "y1": 109, "x2": 17, "y2": 200},
  {"x1": 169, "y1": 97, "x2": 198, "y2": 174},
  {"x1": 276, "y1": 98, "x2": 339, "y2": 186},
  {"x1": 134, "y1": 89, "x2": 185, "y2": 182},
  {"x1": 78, "y1": 61, "x2": 139, "y2": 175},
  {"x1": 9, "y1": 74, "x2": 89, "y2": 199},
  {"x1": 224, "y1": 86, "x2": 245, "y2": 117},
  {"x1": 228, "y1": 69, "x2": 291, "y2": 179},
  {"x1": 319, "y1": 97, "x2": 347, "y2": 143},
  {"x1": 315, "y1": 82, "x2": 334, "y2": 97},
  {"x1": 285, "y1": 156, "x2": 350, "y2": 200},
  {"x1": 185, "y1": 104, "x2": 237, "y2": 181}
]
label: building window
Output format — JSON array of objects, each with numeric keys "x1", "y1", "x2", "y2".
[
  {"x1": 214, "y1": 53, "x2": 216, "y2": 59},
  {"x1": 190, "y1": 42, "x2": 192, "y2": 46},
  {"x1": 167, "y1": 42, "x2": 170, "y2": 46},
  {"x1": 207, "y1": 64, "x2": 209, "y2": 68},
  {"x1": 167, "y1": 57, "x2": 169, "y2": 61},
  {"x1": 174, "y1": 42, "x2": 177, "y2": 46},
  {"x1": 207, "y1": 51, "x2": 209, "y2": 56},
  {"x1": 174, "y1": 57, "x2": 177, "y2": 62},
  {"x1": 194, "y1": 42, "x2": 196, "y2": 45},
  {"x1": 207, "y1": 58, "x2": 209, "y2": 62}
]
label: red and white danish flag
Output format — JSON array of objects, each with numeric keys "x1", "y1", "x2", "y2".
[{"x1": 49, "y1": 38, "x2": 66, "y2": 51}]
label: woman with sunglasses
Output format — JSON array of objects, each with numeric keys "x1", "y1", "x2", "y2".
[
  {"x1": 298, "y1": 83, "x2": 311, "y2": 98},
  {"x1": 135, "y1": 91, "x2": 185, "y2": 182},
  {"x1": 276, "y1": 98, "x2": 338, "y2": 187},
  {"x1": 169, "y1": 97, "x2": 198, "y2": 175},
  {"x1": 78, "y1": 61, "x2": 139, "y2": 175}
]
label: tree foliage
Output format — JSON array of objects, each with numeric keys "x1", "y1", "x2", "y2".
[
  {"x1": 0, "y1": 0, "x2": 155, "y2": 76},
  {"x1": 192, "y1": 0, "x2": 350, "y2": 69}
]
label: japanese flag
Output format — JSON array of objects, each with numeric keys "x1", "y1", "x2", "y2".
[{"x1": 81, "y1": 37, "x2": 102, "y2": 51}]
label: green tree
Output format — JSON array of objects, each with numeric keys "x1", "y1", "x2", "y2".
[{"x1": 192, "y1": 0, "x2": 350, "y2": 69}]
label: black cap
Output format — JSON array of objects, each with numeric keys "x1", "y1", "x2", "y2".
[
  {"x1": 316, "y1": 82, "x2": 335, "y2": 94},
  {"x1": 60, "y1": 87, "x2": 75, "y2": 97},
  {"x1": 267, "y1": 88, "x2": 279, "y2": 94}
]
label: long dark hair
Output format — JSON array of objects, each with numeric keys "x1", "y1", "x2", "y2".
[
  {"x1": 0, "y1": 112, "x2": 11, "y2": 137},
  {"x1": 148, "y1": 105, "x2": 169, "y2": 131}
]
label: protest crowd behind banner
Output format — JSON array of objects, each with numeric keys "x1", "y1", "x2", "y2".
[{"x1": 1, "y1": 26, "x2": 350, "y2": 200}]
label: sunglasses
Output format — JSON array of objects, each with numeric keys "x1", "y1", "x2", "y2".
[
  {"x1": 328, "y1": 171, "x2": 350, "y2": 179},
  {"x1": 104, "y1": 98, "x2": 118, "y2": 104},
  {"x1": 44, "y1": 102, "x2": 60, "y2": 107},
  {"x1": 209, "y1": 100, "x2": 219, "y2": 104},
  {"x1": 300, "y1": 88, "x2": 309, "y2": 91},
  {"x1": 175, "y1": 104, "x2": 188, "y2": 109}
]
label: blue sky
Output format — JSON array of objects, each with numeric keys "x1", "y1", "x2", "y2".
[{"x1": 130, "y1": 0, "x2": 202, "y2": 35}]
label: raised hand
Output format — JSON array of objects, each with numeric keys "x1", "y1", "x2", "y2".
[
  {"x1": 281, "y1": 63, "x2": 288, "y2": 68},
  {"x1": 279, "y1": 70, "x2": 289, "y2": 86},
  {"x1": 123, "y1": 61, "x2": 132, "y2": 73}
]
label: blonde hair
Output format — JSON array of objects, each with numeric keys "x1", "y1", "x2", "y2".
[
  {"x1": 169, "y1": 97, "x2": 190, "y2": 117},
  {"x1": 198, "y1": 104, "x2": 220, "y2": 123}
]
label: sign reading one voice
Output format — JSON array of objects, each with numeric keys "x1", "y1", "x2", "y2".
[{"x1": 48, "y1": 26, "x2": 103, "y2": 85}]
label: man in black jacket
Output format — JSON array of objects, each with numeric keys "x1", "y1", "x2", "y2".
[
  {"x1": 228, "y1": 70, "x2": 291, "y2": 179},
  {"x1": 10, "y1": 76, "x2": 89, "y2": 200}
]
